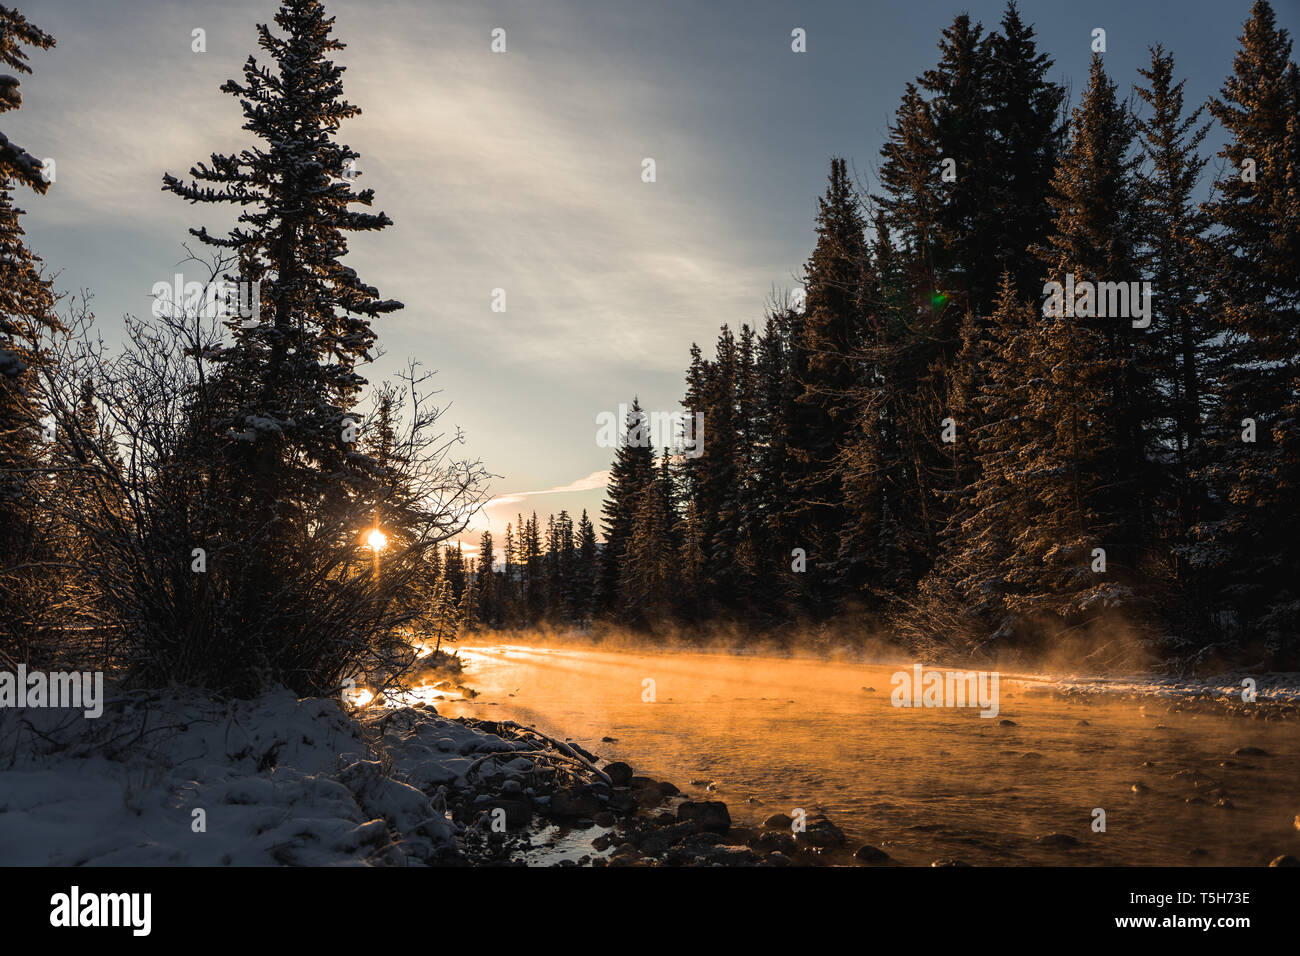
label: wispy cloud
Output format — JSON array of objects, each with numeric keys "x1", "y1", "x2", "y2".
[{"x1": 486, "y1": 469, "x2": 610, "y2": 508}]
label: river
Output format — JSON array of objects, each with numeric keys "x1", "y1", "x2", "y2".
[{"x1": 415, "y1": 643, "x2": 1300, "y2": 866}]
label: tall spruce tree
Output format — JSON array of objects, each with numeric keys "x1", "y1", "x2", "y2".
[
  {"x1": 985, "y1": 2, "x2": 1066, "y2": 301},
  {"x1": 1022, "y1": 54, "x2": 1158, "y2": 625},
  {"x1": 0, "y1": 4, "x2": 54, "y2": 664},
  {"x1": 597, "y1": 398, "x2": 655, "y2": 614},
  {"x1": 502, "y1": 520, "x2": 518, "y2": 624},
  {"x1": 1133, "y1": 44, "x2": 1215, "y2": 613},
  {"x1": 836, "y1": 215, "x2": 935, "y2": 604},
  {"x1": 476, "y1": 530, "x2": 497, "y2": 627},
  {"x1": 620, "y1": 449, "x2": 681, "y2": 625},
  {"x1": 571, "y1": 509, "x2": 597, "y2": 624},
  {"x1": 920, "y1": 13, "x2": 998, "y2": 315},
  {"x1": 159, "y1": 0, "x2": 407, "y2": 690},
  {"x1": 788, "y1": 158, "x2": 869, "y2": 608},
  {"x1": 927, "y1": 274, "x2": 1050, "y2": 644},
  {"x1": 751, "y1": 306, "x2": 799, "y2": 612},
  {"x1": 162, "y1": 1, "x2": 400, "y2": 533},
  {"x1": 522, "y1": 512, "x2": 543, "y2": 621},
  {"x1": 1198, "y1": 0, "x2": 1300, "y2": 656},
  {"x1": 864, "y1": 5, "x2": 1066, "y2": 617}
]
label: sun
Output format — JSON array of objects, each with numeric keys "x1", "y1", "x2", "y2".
[{"x1": 366, "y1": 528, "x2": 388, "y2": 552}]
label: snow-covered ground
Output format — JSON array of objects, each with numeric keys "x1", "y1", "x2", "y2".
[{"x1": 0, "y1": 689, "x2": 541, "y2": 866}]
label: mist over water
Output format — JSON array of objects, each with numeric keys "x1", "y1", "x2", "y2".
[{"x1": 431, "y1": 642, "x2": 1300, "y2": 865}]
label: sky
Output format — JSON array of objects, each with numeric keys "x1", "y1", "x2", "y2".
[{"x1": 7, "y1": 0, "x2": 1299, "y2": 553}]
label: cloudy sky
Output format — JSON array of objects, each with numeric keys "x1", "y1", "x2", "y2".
[{"x1": 7, "y1": 0, "x2": 1297, "y2": 550}]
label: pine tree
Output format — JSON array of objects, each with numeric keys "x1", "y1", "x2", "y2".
[
  {"x1": 730, "y1": 323, "x2": 772, "y2": 614},
  {"x1": 476, "y1": 530, "x2": 497, "y2": 628},
  {"x1": 543, "y1": 512, "x2": 559, "y2": 618},
  {"x1": 1198, "y1": 0, "x2": 1300, "y2": 654},
  {"x1": 1132, "y1": 44, "x2": 1215, "y2": 609},
  {"x1": 597, "y1": 398, "x2": 655, "y2": 614},
  {"x1": 161, "y1": 0, "x2": 401, "y2": 634},
  {"x1": 985, "y1": 2, "x2": 1066, "y2": 301},
  {"x1": 571, "y1": 509, "x2": 597, "y2": 624},
  {"x1": 1021, "y1": 54, "x2": 1158, "y2": 624},
  {"x1": 502, "y1": 520, "x2": 517, "y2": 624},
  {"x1": 620, "y1": 451, "x2": 679, "y2": 626},
  {"x1": 751, "y1": 306, "x2": 799, "y2": 612},
  {"x1": 878, "y1": 84, "x2": 942, "y2": 302},
  {"x1": 836, "y1": 216, "x2": 935, "y2": 604},
  {"x1": 443, "y1": 542, "x2": 467, "y2": 604},
  {"x1": 697, "y1": 327, "x2": 744, "y2": 611},
  {"x1": 860, "y1": 5, "x2": 1066, "y2": 619},
  {"x1": 926, "y1": 274, "x2": 1050, "y2": 644},
  {"x1": 554, "y1": 510, "x2": 575, "y2": 620},
  {"x1": 522, "y1": 512, "x2": 543, "y2": 622},
  {"x1": 155, "y1": 0, "x2": 410, "y2": 690},
  {"x1": 787, "y1": 158, "x2": 869, "y2": 607},
  {"x1": 920, "y1": 13, "x2": 998, "y2": 315},
  {"x1": 0, "y1": 4, "x2": 55, "y2": 664}
]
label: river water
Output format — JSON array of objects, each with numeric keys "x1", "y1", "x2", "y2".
[{"x1": 421, "y1": 643, "x2": 1300, "y2": 866}]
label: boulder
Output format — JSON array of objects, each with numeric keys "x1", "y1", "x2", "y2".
[
  {"x1": 604, "y1": 761, "x2": 634, "y2": 786},
  {"x1": 854, "y1": 844, "x2": 891, "y2": 863},
  {"x1": 549, "y1": 786, "x2": 603, "y2": 819},
  {"x1": 1035, "y1": 833, "x2": 1080, "y2": 848},
  {"x1": 795, "y1": 816, "x2": 846, "y2": 848},
  {"x1": 677, "y1": 800, "x2": 731, "y2": 834},
  {"x1": 753, "y1": 830, "x2": 797, "y2": 854}
]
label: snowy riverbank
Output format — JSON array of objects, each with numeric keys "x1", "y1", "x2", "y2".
[
  {"x1": 1, "y1": 690, "x2": 469, "y2": 865},
  {"x1": 0, "y1": 688, "x2": 759, "y2": 866}
]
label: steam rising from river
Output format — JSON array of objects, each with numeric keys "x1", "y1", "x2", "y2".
[
  {"x1": 458, "y1": 610, "x2": 1163, "y2": 679},
  {"x1": 430, "y1": 637, "x2": 1300, "y2": 866}
]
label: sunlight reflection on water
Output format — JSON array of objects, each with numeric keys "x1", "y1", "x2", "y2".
[{"x1": 433, "y1": 643, "x2": 1300, "y2": 866}]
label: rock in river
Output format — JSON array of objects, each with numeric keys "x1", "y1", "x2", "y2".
[
  {"x1": 677, "y1": 800, "x2": 731, "y2": 834},
  {"x1": 854, "y1": 845, "x2": 892, "y2": 864},
  {"x1": 603, "y1": 761, "x2": 634, "y2": 787},
  {"x1": 549, "y1": 786, "x2": 604, "y2": 819},
  {"x1": 1035, "y1": 833, "x2": 1080, "y2": 848},
  {"x1": 795, "y1": 816, "x2": 846, "y2": 848},
  {"x1": 1232, "y1": 746, "x2": 1269, "y2": 757}
]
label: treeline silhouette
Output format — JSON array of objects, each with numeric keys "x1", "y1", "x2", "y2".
[{"x1": 474, "y1": 2, "x2": 1300, "y2": 670}]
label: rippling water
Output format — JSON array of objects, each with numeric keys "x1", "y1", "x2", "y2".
[{"x1": 425, "y1": 643, "x2": 1300, "y2": 866}]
